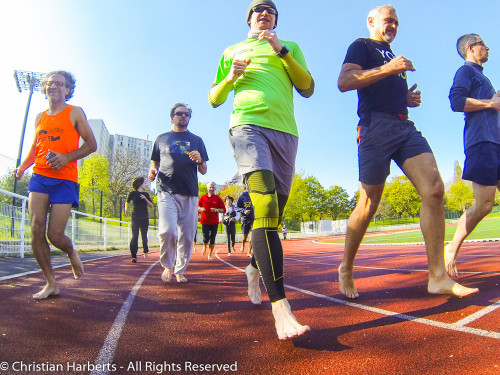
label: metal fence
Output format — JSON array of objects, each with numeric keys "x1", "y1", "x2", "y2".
[{"x1": 0, "y1": 188, "x2": 159, "y2": 257}]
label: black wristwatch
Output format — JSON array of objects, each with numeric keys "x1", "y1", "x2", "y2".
[
  {"x1": 276, "y1": 45, "x2": 289, "y2": 58},
  {"x1": 196, "y1": 158, "x2": 203, "y2": 165}
]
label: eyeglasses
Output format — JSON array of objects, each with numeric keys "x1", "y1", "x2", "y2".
[
  {"x1": 174, "y1": 112, "x2": 191, "y2": 117},
  {"x1": 252, "y1": 5, "x2": 277, "y2": 15},
  {"x1": 469, "y1": 41, "x2": 486, "y2": 48},
  {"x1": 46, "y1": 81, "x2": 66, "y2": 88}
]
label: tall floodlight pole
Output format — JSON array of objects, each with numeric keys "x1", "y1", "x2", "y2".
[
  {"x1": 11, "y1": 71, "x2": 46, "y2": 237},
  {"x1": 12, "y1": 70, "x2": 46, "y2": 198}
]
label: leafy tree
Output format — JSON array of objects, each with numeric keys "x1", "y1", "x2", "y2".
[
  {"x1": 446, "y1": 180, "x2": 474, "y2": 211},
  {"x1": 283, "y1": 172, "x2": 307, "y2": 222},
  {"x1": 219, "y1": 183, "x2": 244, "y2": 200},
  {"x1": 324, "y1": 185, "x2": 351, "y2": 220},
  {"x1": 383, "y1": 176, "x2": 421, "y2": 217},
  {"x1": 107, "y1": 148, "x2": 149, "y2": 217},
  {"x1": 302, "y1": 176, "x2": 324, "y2": 221},
  {"x1": 0, "y1": 169, "x2": 31, "y2": 204},
  {"x1": 79, "y1": 155, "x2": 110, "y2": 215},
  {"x1": 198, "y1": 182, "x2": 207, "y2": 197}
]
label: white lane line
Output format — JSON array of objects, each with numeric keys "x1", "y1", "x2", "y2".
[
  {"x1": 218, "y1": 257, "x2": 499, "y2": 339},
  {"x1": 91, "y1": 261, "x2": 158, "y2": 375},
  {"x1": 452, "y1": 301, "x2": 500, "y2": 327},
  {"x1": 286, "y1": 284, "x2": 499, "y2": 339}
]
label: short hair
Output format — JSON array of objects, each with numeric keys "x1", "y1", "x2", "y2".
[
  {"x1": 367, "y1": 4, "x2": 397, "y2": 29},
  {"x1": 169, "y1": 102, "x2": 192, "y2": 119},
  {"x1": 40, "y1": 71, "x2": 76, "y2": 101},
  {"x1": 225, "y1": 195, "x2": 234, "y2": 203},
  {"x1": 457, "y1": 33, "x2": 480, "y2": 59},
  {"x1": 132, "y1": 177, "x2": 145, "y2": 190}
]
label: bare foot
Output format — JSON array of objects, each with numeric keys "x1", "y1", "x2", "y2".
[
  {"x1": 338, "y1": 263, "x2": 358, "y2": 299},
  {"x1": 176, "y1": 274, "x2": 188, "y2": 283},
  {"x1": 247, "y1": 253, "x2": 252, "y2": 258},
  {"x1": 144, "y1": 252, "x2": 149, "y2": 259},
  {"x1": 33, "y1": 284, "x2": 60, "y2": 300},
  {"x1": 444, "y1": 244, "x2": 458, "y2": 277},
  {"x1": 245, "y1": 264, "x2": 261, "y2": 305},
  {"x1": 428, "y1": 276, "x2": 479, "y2": 298},
  {"x1": 271, "y1": 299, "x2": 310, "y2": 340},
  {"x1": 161, "y1": 268, "x2": 173, "y2": 283},
  {"x1": 68, "y1": 250, "x2": 84, "y2": 279},
  {"x1": 201, "y1": 246, "x2": 206, "y2": 256}
]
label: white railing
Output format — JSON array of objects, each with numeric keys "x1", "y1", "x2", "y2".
[{"x1": 0, "y1": 188, "x2": 159, "y2": 257}]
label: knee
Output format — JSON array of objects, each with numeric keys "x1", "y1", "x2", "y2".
[
  {"x1": 355, "y1": 195, "x2": 380, "y2": 218},
  {"x1": 421, "y1": 179, "x2": 444, "y2": 204},
  {"x1": 31, "y1": 222, "x2": 46, "y2": 241},
  {"x1": 159, "y1": 227, "x2": 177, "y2": 241},
  {"x1": 475, "y1": 199, "x2": 494, "y2": 217},
  {"x1": 47, "y1": 230, "x2": 66, "y2": 248}
]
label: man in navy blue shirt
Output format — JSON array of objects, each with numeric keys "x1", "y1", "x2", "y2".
[
  {"x1": 337, "y1": 5, "x2": 478, "y2": 299},
  {"x1": 446, "y1": 34, "x2": 500, "y2": 277}
]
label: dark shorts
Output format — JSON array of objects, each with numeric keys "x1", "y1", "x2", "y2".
[
  {"x1": 28, "y1": 173, "x2": 79, "y2": 208},
  {"x1": 463, "y1": 142, "x2": 500, "y2": 186},
  {"x1": 202, "y1": 224, "x2": 218, "y2": 244},
  {"x1": 358, "y1": 112, "x2": 433, "y2": 185},
  {"x1": 241, "y1": 220, "x2": 254, "y2": 235}
]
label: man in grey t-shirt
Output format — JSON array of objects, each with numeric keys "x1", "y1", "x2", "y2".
[{"x1": 149, "y1": 102, "x2": 208, "y2": 283}]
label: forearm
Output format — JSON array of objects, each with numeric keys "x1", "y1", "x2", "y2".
[
  {"x1": 280, "y1": 54, "x2": 314, "y2": 96},
  {"x1": 338, "y1": 65, "x2": 392, "y2": 92},
  {"x1": 463, "y1": 97, "x2": 497, "y2": 112},
  {"x1": 65, "y1": 140, "x2": 97, "y2": 162},
  {"x1": 197, "y1": 162, "x2": 207, "y2": 175},
  {"x1": 208, "y1": 80, "x2": 234, "y2": 108}
]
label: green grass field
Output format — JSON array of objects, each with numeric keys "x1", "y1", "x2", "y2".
[{"x1": 330, "y1": 216, "x2": 499, "y2": 245}]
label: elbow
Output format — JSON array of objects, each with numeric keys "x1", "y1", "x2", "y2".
[
  {"x1": 449, "y1": 99, "x2": 464, "y2": 113},
  {"x1": 297, "y1": 76, "x2": 315, "y2": 98},
  {"x1": 338, "y1": 80, "x2": 350, "y2": 93}
]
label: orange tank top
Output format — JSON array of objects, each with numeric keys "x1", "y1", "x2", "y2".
[{"x1": 33, "y1": 105, "x2": 80, "y2": 183}]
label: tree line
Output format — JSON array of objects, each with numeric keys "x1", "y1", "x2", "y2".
[{"x1": 1, "y1": 157, "x2": 498, "y2": 226}]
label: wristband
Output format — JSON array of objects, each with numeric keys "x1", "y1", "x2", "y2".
[{"x1": 276, "y1": 45, "x2": 289, "y2": 58}]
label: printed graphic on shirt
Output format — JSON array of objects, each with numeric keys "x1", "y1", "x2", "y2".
[
  {"x1": 37, "y1": 128, "x2": 64, "y2": 146},
  {"x1": 169, "y1": 141, "x2": 190, "y2": 155},
  {"x1": 375, "y1": 48, "x2": 406, "y2": 80}
]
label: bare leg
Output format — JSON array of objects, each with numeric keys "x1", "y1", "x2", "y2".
[
  {"x1": 445, "y1": 182, "x2": 497, "y2": 276},
  {"x1": 403, "y1": 153, "x2": 478, "y2": 297},
  {"x1": 29, "y1": 193, "x2": 59, "y2": 299},
  {"x1": 271, "y1": 299, "x2": 310, "y2": 340},
  {"x1": 201, "y1": 243, "x2": 207, "y2": 256},
  {"x1": 208, "y1": 244, "x2": 215, "y2": 260},
  {"x1": 47, "y1": 204, "x2": 83, "y2": 280},
  {"x1": 340, "y1": 182, "x2": 384, "y2": 298}
]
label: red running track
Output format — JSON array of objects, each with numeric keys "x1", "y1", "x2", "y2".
[{"x1": 0, "y1": 238, "x2": 498, "y2": 375}]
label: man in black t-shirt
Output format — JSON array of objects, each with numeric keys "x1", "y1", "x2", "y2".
[
  {"x1": 149, "y1": 103, "x2": 208, "y2": 283},
  {"x1": 337, "y1": 5, "x2": 478, "y2": 299}
]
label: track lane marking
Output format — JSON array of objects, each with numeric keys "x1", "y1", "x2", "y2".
[
  {"x1": 217, "y1": 253, "x2": 499, "y2": 340},
  {"x1": 91, "y1": 261, "x2": 159, "y2": 375}
]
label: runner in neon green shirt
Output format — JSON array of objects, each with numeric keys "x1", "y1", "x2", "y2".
[{"x1": 209, "y1": 0, "x2": 314, "y2": 340}]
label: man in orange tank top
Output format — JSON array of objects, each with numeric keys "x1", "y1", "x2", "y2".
[{"x1": 13, "y1": 71, "x2": 97, "y2": 300}]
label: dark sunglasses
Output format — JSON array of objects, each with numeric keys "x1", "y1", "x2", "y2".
[
  {"x1": 174, "y1": 112, "x2": 191, "y2": 117},
  {"x1": 469, "y1": 41, "x2": 486, "y2": 48},
  {"x1": 252, "y1": 5, "x2": 277, "y2": 15}
]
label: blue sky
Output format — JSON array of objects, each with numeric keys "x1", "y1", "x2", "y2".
[{"x1": 1, "y1": 0, "x2": 499, "y2": 196}]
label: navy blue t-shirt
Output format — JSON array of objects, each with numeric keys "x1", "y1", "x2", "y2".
[
  {"x1": 151, "y1": 130, "x2": 208, "y2": 196},
  {"x1": 343, "y1": 38, "x2": 409, "y2": 123}
]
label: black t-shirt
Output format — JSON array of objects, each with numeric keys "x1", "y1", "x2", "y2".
[
  {"x1": 343, "y1": 38, "x2": 409, "y2": 123},
  {"x1": 151, "y1": 130, "x2": 208, "y2": 196},
  {"x1": 126, "y1": 191, "x2": 151, "y2": 220}
]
